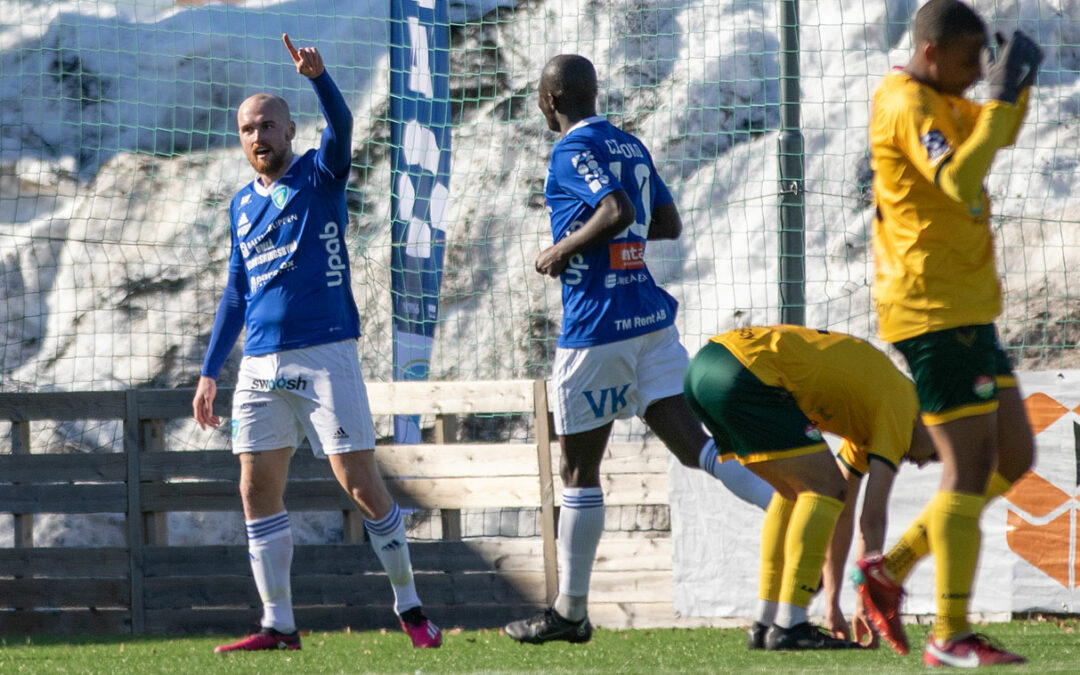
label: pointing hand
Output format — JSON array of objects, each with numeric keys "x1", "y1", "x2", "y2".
[{"x1": 283, "y1": 33, "x2": 325, "y2": 79}]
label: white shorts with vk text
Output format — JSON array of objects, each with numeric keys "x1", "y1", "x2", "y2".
[{"x1": 551, "y1": 325, "x2": 689, "y2": 435}]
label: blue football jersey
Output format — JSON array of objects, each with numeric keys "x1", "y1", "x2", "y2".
[
  {"x1": 545, "y1": 116, "x2": 677, "y2": 347},
  {"x1": 228, "y1": 148, "x2": 360, "y2": 355}
]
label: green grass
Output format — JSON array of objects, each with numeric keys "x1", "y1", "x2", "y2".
[{"x1": 1, "y1": 620, "x2": 1078, "y2": 674}]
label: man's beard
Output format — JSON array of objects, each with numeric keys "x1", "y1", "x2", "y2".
[{"x1": 249, "y1": 147, "x2": 286, "y2": 176}]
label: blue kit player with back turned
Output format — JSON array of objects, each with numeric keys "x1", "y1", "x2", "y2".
[
  {"x1": 503, "y1": 54, "x2": 774, "y2": 644},
  {"x1": 193, "y1": 34, "x2": 441, "y2": 653}
]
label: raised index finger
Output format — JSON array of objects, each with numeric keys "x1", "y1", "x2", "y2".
[{"x1": 283, "y1": 33, "x2": 301, "y2": 63}]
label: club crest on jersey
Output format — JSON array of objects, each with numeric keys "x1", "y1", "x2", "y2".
[
  {"x1": 973, "y1": 375, "x2": 995, "y2": 399},
  {"x1": 272, "y1": 185, "x2": 289, "y2": 209},
  {"x1": 571, "y1": 150, "x2": 610, "y2": 193},
  {"x1": 920, "y1": 130, "x2": 950, "y2": 162},
  {"x1": 805, "y1": 425, "x2": 823, "y2": 442}
]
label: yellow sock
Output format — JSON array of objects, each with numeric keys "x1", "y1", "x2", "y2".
[
  {"x1": 779, "y1": 492, "x2": 844, "y2": 609},
  {"x1": 926, "y1": 490, "x2": 987, "y2": 642},
  {"x1": 883, "y1": 504, "x2": 931, "y2": 583},
  {"x1": 759, "y1": 493, "x2": 795, "y2": 604},
  {"x1": 884, "y1": 472, "x2": 1010, "y2": 584}
]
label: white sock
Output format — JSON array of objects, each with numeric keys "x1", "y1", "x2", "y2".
[
  {"x1": 774, "y1": 602, "x2": 808, "y2": 629},
  {"x1": 365, "y1": 503, "x2": 421, "y2": 614},
  {"x1": 247, "y1": 511, "x2": 295, "y2": 633},
  {"x1": 697, "y1": 439, "x2": 774, "y2": 510},
  {"x1": 756, "y1": 599, "x2": 778, "y2": 626},
  {"x1": 554, "y1": 487, "x2": 604, "y2": 622}
]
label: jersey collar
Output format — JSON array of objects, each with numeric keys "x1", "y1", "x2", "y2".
[
  {"x1": 564, "y1": 115, "x2": 607, "y2": 138},
  {"x1": 252, "y1": 154, "x2": 301, "y2": 197}
]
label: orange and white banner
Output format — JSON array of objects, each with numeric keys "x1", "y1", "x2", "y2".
[{"x1": 670, "y1": 370, "x2": 1080, "y2": 617}]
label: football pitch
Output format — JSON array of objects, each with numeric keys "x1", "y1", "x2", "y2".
[{"x1": 2, "y1": 620, "x2": 1078, "y2": 674}]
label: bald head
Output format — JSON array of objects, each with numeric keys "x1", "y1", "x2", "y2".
[
  {"x1": 537, "y1": 54, "x2": 598, "y2": 134},
  {"x1": 238, "y1": 93, "x2": 292, "y2": 125},
  {"x1": 541, "y1": 55, "x2": 598, "y2": 103},
  {"x1": 237, "y1": 92, "x2": 296, "y2": 184}
]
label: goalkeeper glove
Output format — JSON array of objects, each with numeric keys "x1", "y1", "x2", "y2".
[{"x1": 982, "y1": 30, "x2": 1043, "y2": 104}]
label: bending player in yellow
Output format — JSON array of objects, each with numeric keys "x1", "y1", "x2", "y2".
[
  {"x1": 863, "y1": 0, "x2": 1042, "y2": 666},
  {"x1": 684, "y1": 325, "x2": 931, "y2": 651}
]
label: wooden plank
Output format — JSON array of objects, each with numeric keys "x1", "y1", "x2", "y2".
[
  {"x1": 434, "y1": 414, "x2": 462, "y2": 542},
  {"x1": 554, "y1": 473, "x2": 670, "y2": 506},
  {"x1": 138, "y1": 451, "x2": 240, "y2": 481},
  {"x1": 136, "y1": 388, "x2": 233, "y2": 420},
  {"x1": 143, "y1": 569, "x2": 671, "y2": 609},
  {"x1": 0, "y1": 578, "x2": 129, "y2": 608},
  {"x1": 388, "y1": 477, "x2": 540, "y2": 509},
  {"x1": 433, "y1": 414, "x2": 458, "y2": 444},
  {"x1": 10, "y1": 420, "x2": 33, "y2": 548},
  {"x1": 0, "y1": 484, "x2": 128, "y2": 513},
  {"x1": 0, "y1": 453, "x2": 128, "y2": 483},
  {"x1": 141, "y1": 476, "x2": 543, "y2": 512},
  {"x1": 533, "y1": 379, "x2": 558, "y2": 605},
  {"x1": 141, "y1": 419, "x2": 169, "y2": 545},
  {"x1": 552, "y1": 441, "x2": 671, "y2": 474},
  {"x1": 10, "y1": 419, "x2": 30, "y2": 454},
  {"x1": 343, "y1": 509, "x2": 366, "y2": 544},
  {"x1": 378, "y1": 445, "x2": 540, "y2": 478},
  {"x1": 366, "y1": 381, "x2": 536, "y2": 415},
  {"x1": 140, "y1": 481, "x2": 351, "y2": 512},
  {"x1": 0, "y1": 391, "x2": 126, "y2": 421},
  {"x1": 141, "y1": 537, "x2": 673, "y2": 578},
  {"x1": 125, "y1": 390, "x2": 145, "y2": 634},
  {"x1": 139, "y1": 444, "x2": 541, "y2": 481},
  {"x1": 0, "y1": 609, "x2": 130, "y2": 635},
  {"x1": 145, "y1": 543, "x2": 470, "y2": 577},
  {"x1": 142, "y1": 572, "x2": 537, "y2": 609},
  {"x1": 0, "y1": 547, "x2": 129, "y2": 578},
  {"x1": 144, "y1": 574, "x2": 519, "y2": 610}
]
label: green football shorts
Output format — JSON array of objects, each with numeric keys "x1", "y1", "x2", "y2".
[
  {"x1": 893, "y1": 324, "x2": 1015, "y2": 425},
  {"x1": 683, "y1": 341, "x2": 827, "y2": 464}
]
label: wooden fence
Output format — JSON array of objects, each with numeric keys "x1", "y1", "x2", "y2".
[{"x1": 0, "y1": 382, "x2": 680, "y2": 635}]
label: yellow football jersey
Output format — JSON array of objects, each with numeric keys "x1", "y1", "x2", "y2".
[
  {"x1": 870, "y1": 71, "x2": 1024, "y2": 343},
  {"x1": 711, "y1": 325, "x2": 919, "y2": 469}
]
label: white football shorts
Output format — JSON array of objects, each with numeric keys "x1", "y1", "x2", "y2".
[
  {"x1": 230, "y1": 339, "x2": 376, "y2": 457},
  {"x1": 551, "y1": 324, "x2": 689, "y2": 435}
]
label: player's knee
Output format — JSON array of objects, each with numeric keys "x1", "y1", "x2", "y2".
[
  {"x1": 239, "y1": 478, "x2": 283, "y2": 515},
  {"x1": 831, "y1": 481, "x2": 848, "y2": 504},
  {"x1": 809, "y1": 480, "x2": 846, "y2": 504},
  {"x1": 342, "y1": 480, "x2": 380, "y2": 509},
  {"x1": 560, "y1": 464, "x2": 600, "y2": 488}
]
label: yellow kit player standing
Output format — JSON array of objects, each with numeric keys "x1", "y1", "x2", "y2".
[{"x1": 861, "y1": 0, "x2": 1042, "y2": 666}]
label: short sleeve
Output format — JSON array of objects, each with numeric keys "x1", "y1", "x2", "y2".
[{"x1": 549, "y1": 138, "x2": 619, "y2": 208}]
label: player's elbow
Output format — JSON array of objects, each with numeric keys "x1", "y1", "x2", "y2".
[
  {"x1": 337, "y1": 113, "x2": 354, "y2": 140},
  {"x1": 937, "y1": 171, "x2": 982, "y2": 206},
  {"x1": 613, "y1": 199, "x2": 636, "y2": 229}
]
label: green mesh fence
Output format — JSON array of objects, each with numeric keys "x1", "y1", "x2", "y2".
[{"x1": 2, "y1": 0, "x2": 1079, "y2": 403}]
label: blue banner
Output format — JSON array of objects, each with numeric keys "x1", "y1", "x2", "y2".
[{"x1": 390, "y1": 0, "x2": 452, "y2": 443}]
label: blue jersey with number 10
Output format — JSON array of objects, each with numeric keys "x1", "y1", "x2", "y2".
[{"x1": 545, "y1": 116, "x2": 677, "y2": 348}]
